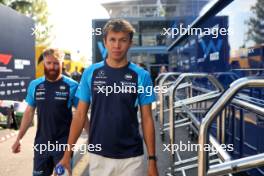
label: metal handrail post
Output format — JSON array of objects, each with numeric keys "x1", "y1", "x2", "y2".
[
  {"x1": 168, "y1": 73, "x2": 223, "y2": 144},
  {"x1": 198, "y1": 77, "x2": 264, "y2": 176}
]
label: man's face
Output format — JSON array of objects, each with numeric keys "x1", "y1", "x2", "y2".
[
  {"x1": 44, "y1": 55, "x2": 62, "y2": 81},
  {"x1": 104, "y1": 31, "x2": 132, "y2": 61}
]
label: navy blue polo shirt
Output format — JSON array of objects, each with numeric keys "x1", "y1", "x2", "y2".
[
  {"x1": 76, "y1": 60, "x2": 156, "y2": 158},
  {"x1": 25, "y1": 76, "x2": 78, "y2": 144}
]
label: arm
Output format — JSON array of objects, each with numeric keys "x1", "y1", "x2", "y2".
[
  {"x1": 12, "y1": 105, "x2": 35, "y2": 153},
  {"x1": 72, "y1": 107, "x2": 89, "y2": 133},
  {"x1": 83, "y1": 116, "x2": 89, "y2": 134},
  {"x1": 59, "y1": 100, "x2": 90, "y2": 172},
  {"x1": 140, "y1": 104, "x2": 159, "y2": 176}
]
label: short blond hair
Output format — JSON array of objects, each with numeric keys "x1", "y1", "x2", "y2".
[
  {"x1": 103, "y1": 19, "x2": 135, "y2": 41},
  {"x1": 43, "y1": 48, "x2": 65, "y2": 61}
]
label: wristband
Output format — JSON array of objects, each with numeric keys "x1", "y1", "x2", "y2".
[{"x1": 148, "y1": 155, "x2": 157, "y2": 161}]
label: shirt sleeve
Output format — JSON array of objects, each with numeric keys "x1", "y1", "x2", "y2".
[
  {"x1": 76, "y1": 68, "x2": 92, "y2": 104},
  {"x1": 70, "y1": 82, "x2": 79, "y2": 108},
  {"x1": 138, "y1": 71, "x2": 156, "y2": 106},
  {"x1": 25, "y1": 81, "x2": 36, "y2": 107}
]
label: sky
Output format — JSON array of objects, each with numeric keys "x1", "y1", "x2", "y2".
[
  {"x1": 216, "y1": 0, "x2": 256, "y2": 51},
  {"x1": 46, "y1": 0, "x2": 114, "y2": 63}
]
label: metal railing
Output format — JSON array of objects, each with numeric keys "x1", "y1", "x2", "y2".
[
  {"x1": 164, "y1": 73, "x2": 226, "y2": 176},
  {"x1": 154, "y1": 72, "x2": 180, "y2": 130},
  {"x1": 155, "y1": 72, "x2": 264, "y2": 175},
  {"x1": 198, "y1": 77, "x2": 264, "y2": 176},
  {"x1": 167, "y1": 73, "x2": 224, "y2": 141}
]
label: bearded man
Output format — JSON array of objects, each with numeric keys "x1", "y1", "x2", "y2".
[{"x1": 11, "y1": 48, "x2": 79, "y2": 176}]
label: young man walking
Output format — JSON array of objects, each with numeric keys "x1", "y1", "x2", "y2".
[
  {"x1": 12, "y1": 48, "x2": 79, "y2": 176},
  {"x1": 60, "y1": 19, "x2": 159, "y2": 176}
]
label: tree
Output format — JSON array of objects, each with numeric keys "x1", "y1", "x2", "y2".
[
  {"x1": 0, "y1": 0, "x2": 52, "y2": 45},
  {"x1": 247, "y1": 0, "x2": 264, "y2": 45}
]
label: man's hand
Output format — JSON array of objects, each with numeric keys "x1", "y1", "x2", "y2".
[
  {"x1": 11, "y1": 139, "x2": 21, "y2": 153},
  {"x1": 11, "y1": 105, "x2": 35, "y2": 154},
  {"x1": 57, "y1": 155, "x2": 72, "y2": 176},
  {"x1": 148, "y1": 160, "x2": 159, "y2": 176}
]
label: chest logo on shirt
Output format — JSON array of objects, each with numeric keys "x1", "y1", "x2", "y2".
[
  {"x1": 36, "y1": 91, "x2": 45, "y2": 96},
  {"x1": 36, "y1": 92, "x2": 45, "y2": 100},
  {"x1": 37, "y1": 84, "x2": 45, "y2": 91},
  {"x1": 60, "y1": 86, "x2": 66, "y2": 90},
  {"x1": 54, "y1": 91, "x2": 68, "y2": 100},
  {"x1": 124, "y1": 74, "x2": 133, "y2": 81},
  {"x1": 35, "y1": 84, "x2": 46, "y2": 101},
  {"x1": 95, "y1": 70, "x2": 107, "y2": 79}
]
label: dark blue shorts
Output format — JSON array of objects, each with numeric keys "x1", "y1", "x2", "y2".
[
  {"x1": 33, "y1": 149, "x2": 64, "y2": 176},
  {"x1": 32, "y1": 137, "x2": 70, "y2": 176}
]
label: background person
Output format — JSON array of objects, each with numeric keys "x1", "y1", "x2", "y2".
[
  {"x1": 71, "y1": 66, "x2": 82, "y2": 82},
  {"x1": 11, "y1": 48, "x2": 80, "y2": 176}
]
